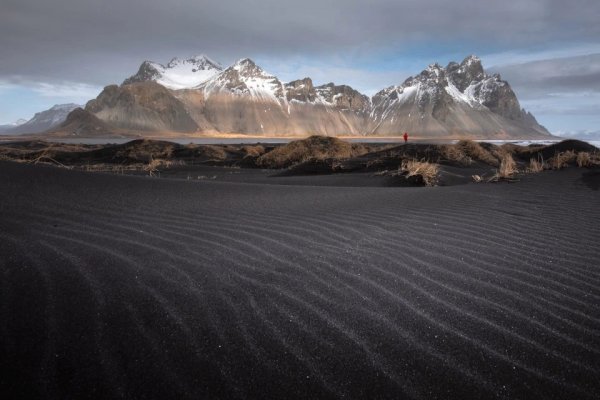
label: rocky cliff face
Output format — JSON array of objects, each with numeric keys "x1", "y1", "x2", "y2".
[
  {"x1": 314, "y1": 83, "x2": 371, "y2": 112},
  {"x1": 85, "y1": 82, "x2": 198, "y2": 132},
  {"x1": 48, "y1": 108, "x2": 114, "y2": 136},
  {"x1": 285, "y1": 78, "x2": 316, "y2": 102},
  {"x1": 62, "y1": 54, "x2": 550, "y2": 138},
  {"x1": 122, "y1": 61, "x2": 162, "y2": 85}
]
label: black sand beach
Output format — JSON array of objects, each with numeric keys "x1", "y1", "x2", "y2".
[{"x1": 1, "y1": 161, "x2": 599, "y2": 399}]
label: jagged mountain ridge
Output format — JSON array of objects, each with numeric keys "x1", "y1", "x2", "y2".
[
  {"x1": 57, "y1": 55, "x2": 549, "y2": 138},
  {"x1": 369, "y1": 56, "x2": 548, "y2": 137},
  {"x1": 91, "y1": 58, "x2": 369, "y2": 135}
]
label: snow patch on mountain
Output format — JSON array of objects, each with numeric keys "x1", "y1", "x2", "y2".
[
  {"x1": 156, "y1": 56, "x2": 222, "y2": 89},
  {"x1": 445, "y1": 79, "x2": 479, "y2": 107},
  {"x1": 398, "y1": 85, "x2": 419, "y2": 103}
]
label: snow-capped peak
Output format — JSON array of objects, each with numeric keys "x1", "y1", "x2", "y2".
[
  {"x1": 230, "y1": 58, "x2": 267, "y2": 76},
  {"x1": 427, "y1": 63, "x2": 443, "y2": 72},
  {"x1": 199, "y1": 58, "x2": 285, "y2": 103},
  {"x1": 462, "y1": 55, "x2": 481, "y2": 67},
  {"x1": 233, "y1": 58, "x2": 255, "y2": 67},
  {"x1": 124, "y1": 54, "x2": 224, "y2": 90},
  {"x1": 49, "y1": 103, "x2": 81, "y2": 112},
  {"x1": 166, "y1": 54, "x2": 222, "y2": 70}
]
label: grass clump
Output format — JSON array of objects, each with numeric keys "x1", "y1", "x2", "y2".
[
  {"x1": 115, "y1": 139, "x2": 176, "y2": 163},
  {"x1": 576, "y1": 152, "x2": 591, "y2": 168},
  {"x1": 400, "y1": 159, "x2": 439, "y2": 186},
  {"x1": 526, "y1": 156, "x2": 545, "y2": 173},
  {"x1": 489, "y1": 153, "x2": 518, "y2": 182},
  {"x1": 498, "y1": 153, "x2": 518, "y2": 178},
  {"x1": 440, "y1": 144, "x2": 472, "y2": 165},
  {"x1": 144, "y1": 157, "x2": 184, "y2": 176},
  {"x1": 456, "y1": 139, "x2": 499, "y2": 166},
  {"x1": 197, "y1": 145, "x2": 228, "y2": 161},
  {"x1": 549, "y1": 150, "x2": 576, "y2": 170},
  {"x1": 241, "y1": 145, "x2": 266, "y2": 158}
]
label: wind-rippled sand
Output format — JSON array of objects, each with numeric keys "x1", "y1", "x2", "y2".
[{"x1": 1, "y1": 162, "x2": 599, "y2": 399}]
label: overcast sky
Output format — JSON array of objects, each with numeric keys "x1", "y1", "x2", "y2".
[{"x1": 1, "y1": 0, "x2": 599, "y2": 136}]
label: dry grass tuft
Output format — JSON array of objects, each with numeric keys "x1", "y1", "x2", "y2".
[
  {"x1": 591, "y1": 152, "x2": 600, "y2": 167},
  {"x1": 241, "y1": 145, "x2": 266, "y2": 157},
  {"x1": 116, "y1": 140, "x2": 176, "y2": 163},
  {"x1": 498, "y1": 153, "x2": 518, "y2": 178},
  {"x1": 526, "y1": 156, "x2": 545, "y2": 173},
  {"x1": 144, "y1": 157, "x2": 184, "y2": 176},
  {"x1": 500, "y1": 143, "x2": 527, "y2": 155},
  {"x1": 489, "y1": 153, "x2": 518, "y2": 182},
  {"x1": 491, "y1": 145, "x2": 513, "y2": 162},
  {"x1": 441, "y1": 140, "x2": 505, "y2": 167},
  {"x1": 82, "y1": 164, "x2": 140, "y2": 174},
  {"x1": 440, "y1": 144, "x2": 472, "y2": 165},
  {"x1": 199, "y1": 145, "x2": 228, "y2": 160},
  {"x1": 145, "y1": 158, "x2": 167, "y2": 171},
  {"x1": 576, "y1": 152, "x2": 591, "y2": 168},
  {"x1": 401, "y1": 159, "x2": 439, "y2": 186},
  {"x1": 456, "y1": 140, "x2": 499, "y2": 166},
  {"x1": 182, "y1": 144, "x2": 228, "y2": 161},
  {"x1": 549, "y1": 150, "x2": 576, "y2": 169}
]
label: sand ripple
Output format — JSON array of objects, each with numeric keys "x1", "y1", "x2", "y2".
[{"x1": 1, "y1": 162, "x2": 599, "y2": 399}]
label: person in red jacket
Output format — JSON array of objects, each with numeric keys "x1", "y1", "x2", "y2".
[{"x1": 403, "y1": 132, "x2": 408, "y2": 144}]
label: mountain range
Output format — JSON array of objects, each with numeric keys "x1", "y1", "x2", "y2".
[
  {"x1": 0, "y1": 118, "x2": 27, "y2": 134},
  {"x1": 0, "y1": 104, "x2": 80, "y2": 135},
  {"x1": 16, "y1": 55, "x2": 552, "y2": 138}
]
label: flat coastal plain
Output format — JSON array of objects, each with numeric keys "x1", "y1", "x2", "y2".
[{"x1": 1, "y1": 161, "x2": 599, "y2": 399}]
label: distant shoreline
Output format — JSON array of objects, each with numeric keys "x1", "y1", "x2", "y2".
[{"x1": 0, "y1": 135, "x2": 570, "y2": 146}]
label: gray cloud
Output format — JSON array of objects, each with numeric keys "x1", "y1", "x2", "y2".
[
  {"x1": 488, "y1": 53, "x2": 600, "y2": 134},
  {"x1": 3, "y1": 0, "x2": 600, "y2": 133},
  {"x1": 2, "y1": 0, "x2": 600, "y2": 86},
  {"x1": 492, "y1": 54, "x2": 600, "y2": 99},
  {"x1": 557, "y1": 130, "x2": 600, "y2": 140}
]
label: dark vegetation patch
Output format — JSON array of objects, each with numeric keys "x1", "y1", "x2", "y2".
[{"x1": 1, "y1": 137, "x2": 598, "y2": 186}]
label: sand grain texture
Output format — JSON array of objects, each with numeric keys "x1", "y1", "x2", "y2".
[{"x1": 1, "y1": 162, "x2": 599, "y2": 399}]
